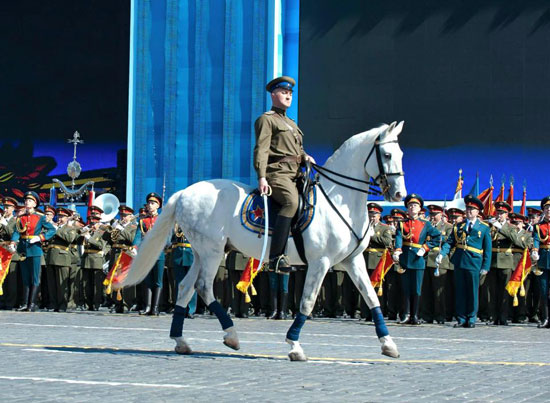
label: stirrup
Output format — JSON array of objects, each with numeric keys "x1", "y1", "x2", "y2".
[{"x1": 269, "y1": 255, "x2": 294, "y2": 274}]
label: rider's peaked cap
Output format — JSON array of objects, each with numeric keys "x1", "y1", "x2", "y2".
[
  {"x1": 266, "y1": 76, "x2": 295, "y2": 92},
  {"x1": 146, "y1": 192, "x2": 163, "y2": 208},
  {"x1": 404, "y1": 193, "x2": 424, "y2": 208}
]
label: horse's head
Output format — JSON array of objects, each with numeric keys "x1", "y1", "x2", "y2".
[{"x1": 364, "y1": 121, "x2": 407, "y2": 202}]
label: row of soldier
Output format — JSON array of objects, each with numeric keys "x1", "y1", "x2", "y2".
[{"x1": 1, "y1": 190, "x2": 549, "y2": 328}]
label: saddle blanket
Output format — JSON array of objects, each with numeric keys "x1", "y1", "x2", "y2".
[{"x1": 239, "y1": 187, "x2": 316, "y2": 236}]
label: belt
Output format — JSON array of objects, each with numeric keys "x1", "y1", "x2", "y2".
[
  {"x1": 403, "y1": 241, "x2": 423, "y2": 249},
  {"x1": 268, "y1": 155, "x2": 302, "y2": 164},
  {"x1": 172, "y1": 243, "x2": 191, "y2": 248},
  {"x1": 432, "y1": 247, "x2": 440, "y2": 251},
  {"x1": 492, "y1": 247, "x2": 524, "y2": 253},
  {"x1": 365, "y1": 248, "x2": 385, "y2": 252},
  {"x1": 70, "y1": 245, "x2": 78, "y2": 249},
  {"x1": 112, "y1": 244, "x2": 131, "y2": 250},
  {"x1": 21, "y1": 235, "x2": 35, "y2": 239},
  {"x1": 540, "y1": 245, "x2": 550, "y2": 250},
  {"x1": 47, "y1": 244, "x2": 69, "y2": 251},
  {"x1": 456, "y1": 244, "x2": 483, "y2": 255},
  {"x1": 84, "y1": 249, "x2": 102, "y2": 254}
]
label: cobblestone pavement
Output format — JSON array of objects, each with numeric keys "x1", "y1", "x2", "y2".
[{"x1": 1, "y1": 310, "x2": 549, "y2": 402}]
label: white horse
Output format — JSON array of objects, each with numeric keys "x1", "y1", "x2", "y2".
[{"x1": 122, "y1": 121, "x2": 406, "y2": 361}]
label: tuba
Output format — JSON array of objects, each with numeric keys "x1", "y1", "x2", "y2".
[{"x1": 93, "y1": 193, "x2": 120, "y2": 224}]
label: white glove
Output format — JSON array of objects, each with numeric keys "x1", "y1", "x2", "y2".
[
  {"x1": 531, "y1": 251, "x2": 540, "y2": 262},
  {"x1": 129, "y1": 248, "x2": 138, "y2": 257},
  {"x1": 84, "y1": 233, "x2": 91, "y2": 240},
  {"x1": 7, "y1": 243, "x2": 16, "y2": 253},
  {"x1": 435, "y1": 254, "x2": 444, "y2": 265},
  {"x1": 115, "y1": 223, "x2": 124, "y2": 231},
  {"x1": 492, "y1": 221, "x2": 503, "y2": 230},
  {"x1": 416, "y1": 248, "x2": 426, "y2": 257},
  {"x1": 392, "y1": 251, "x2": 402, "y2": 262},
  {"x1": 29, "y1": 236, "x2": 41, "y2": 244},
  {"x1": 480, "y1": 270, "x2": 488, "y2": 276},
  {"x1": 0, "y1": 217, "x2": 8, "y2": 226},
  {"x1": 80, "y1": 226, "x2": 90, "y2": 234}
]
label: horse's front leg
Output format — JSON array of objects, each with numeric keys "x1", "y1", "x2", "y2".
[
  {"x1": 343, "y1": 254, "x2": 400, "y2": 358},
  {"x1": 286, "y1": 257, "x2": 331, "y2": 361}
]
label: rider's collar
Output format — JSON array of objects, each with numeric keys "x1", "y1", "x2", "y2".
[{"x1": 272, "y1": 106, "x2": 286, "y2": 116}]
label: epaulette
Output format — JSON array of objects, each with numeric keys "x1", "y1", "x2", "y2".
[
  {"x1": 264, "y1": 111, "x2": 275, "y2": 115},
  {"x1": 479, "y1": 221, "x2": 489, "y2": 227}
]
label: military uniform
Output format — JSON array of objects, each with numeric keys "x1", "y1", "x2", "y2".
[
  {"x1": 440, "y1": 195, "x2": 492, "y2": 327},
  {"x1": 508, "y1": 214, "x2": 533, "y2": 323},
  {"x1": 421, "y1": 205, "x2": 453, "y2": 324},
  {"x1": 385, "y1": 209, "x2": 407, "y2": 320},
  {"x1": 0, "y1": 198, "x2": 20, "y2": 310},
  {"x1": 394, "y1": 194, "x2": 441, "y2": 325},
  {"x1": 532, "y1": 197, "x2": 550, "y2": 328},
  {"x1": 81, "y1": 218, "x2": 110, "y2": 311},
  {"x1": 226, "y1": 251, "x2": 249, "y2": 318},
  {"x1": 167, "y1": 225, "x2": 196, "y2": 315}
]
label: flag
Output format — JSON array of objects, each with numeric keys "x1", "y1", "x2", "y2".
[
  {"x1": 49, "y1": 186, "x2": 57, "y2": 207},
  {"x1": 468, "y1": 172, "x2": 479, "y2": 196},
  {"x1": 0, "y1": 246, "x2": 14, "y2": 296},
  {"x1": 494, "y1": 181, "x2": 505, "y2": 203},
  {"x1": 369, "y1": 249, "x2": 394, "y2": 296},
  {"x1": 519, "y1": 186, "x2": 527, "y2": 216},
  {"x1": 506, "y1": 178, "x2": 514, "y2": 209},
  {"x1": 103, "y1": 250, "x2": 133, "y2": 300},
  {"x1": 505, "y1": 248, "x2": 532, "y2": 307},
  {"x1": 236, "y1": 258, "x2": 262, "y2": 303},
  {"x1": 478, "y1": 185, "x2": 494, "y2": 217},
  {"x1": 453, "y1": 169, "x2": 463, "y2": 200}
]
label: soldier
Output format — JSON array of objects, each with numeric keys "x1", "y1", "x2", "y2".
[
  {"x1": 438, "y1": 195, "x2": 492, "y2": 328},
  {"x1": 108, "y1": 206, "x2": 138, "y2": 313},
  {"x1": 487, "y1": 201, "x2": 522, "y2": 325},
  {"x1": 393, "y1": 194, "x2": 441, "y2": 325},
  {"x1": 71, "y1": 215, "x2": 86, "y2": 310},
  {"x1": 361, "y1": 203, "x2": 393, "y2": 320},
  {"x1": 132, "y1": 192, "x2": 165, "y2": 316},
  {"x1": 444, "y1": 207, "x2": 465, "y2": 321},
  {"x1": 0, "y1": 197, "x2": 20, "y2": 310},
  {"x1": 89, "y1": 205, "x2": 104, "y2": 220},
  {"x1": 530, "y1": 197, "x2": 550, "y2": 328},
  {"x1": 421, "y1": 204, "x2": 453, "y2": 324},
  {"x1": 81, "y1": 215, "x2": 109, "y2": 311},
  {"x1": 253, "y1": 76, "x2": 315, "y2": 272},
  {"x1": 385, "y1": 208, "x2": 407, "y2": 320},
  {"x1": 225, "y1": 251, "x2": 249, "y2": 318},
  {"x1": 9, "y1": 191, "x2": 56, "y2": 312},
  {"x1": 526, "y1": 207, "x2": 542, "y2": 323},
  {"x1": 508, "y1": 213, "x2": 533, "y2": 323}
]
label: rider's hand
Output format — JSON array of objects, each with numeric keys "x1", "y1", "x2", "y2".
[
  {"x1": 258, "y1": 177, "x2": 270, "y2": 195},
  {"x1": 305, "y1": 155, "x2": 316, "y2": 164}
]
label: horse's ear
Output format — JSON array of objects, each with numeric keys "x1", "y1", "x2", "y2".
[
  {"x1": 393, "y1": 121, "x2": 404, "y2": 136},
  {"x1": 387, "y1": 121, "x2": 397, "y2": 133}
]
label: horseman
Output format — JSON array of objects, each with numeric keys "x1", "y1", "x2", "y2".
[{"x1": 253, "y1": 76, "x2": 316, "y2": 273}]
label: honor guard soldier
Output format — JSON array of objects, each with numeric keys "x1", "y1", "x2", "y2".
[
  {"x1": 487, "y1": 201, "x2": 522, "y2": 325},
  {"x1": 508, "y1": 213, "x2": 533, "y2": 323},
  {"x1": 46, "y1": 207, "x2": 78, "y2": 312},
  {"x1": 525, "y1": 207, "x2": 542, "y2": 323},
  {"x1": 361, "y1": 203, "x2": 393, "y2": 319},
  {"x1": 421, "y1": 204, "x2": 453, "y2": 324},
  {"x1": 81, "y1": 215, "x2": 110, "y2": 311},
  {"x1": 385, "y1": 208, "x2": 408, "y2": 320},
  {"x1": 438, "y1": 195, "x2": 492, "y2": 328},
  {"x1": 109, "y1": 206, "x2": 138, "y2": 313},
  {"x1": 89, "y1": 205, "x2": 104, "y2": 220},
  {"x1": 527, "y1": 207, "x2": 542, "y2": 232},
  {"x1": 132, "y1": 192, "x2": 165, "y2": 316},
  {"x1": 530, "y1": 196, "x2": 550, "y2": 328},
  {"x1": 393, "y1": 194, "x2": 441, "y2": 325},
  {"x1": 253, "y1": 76, "x2": 315, "y2": 273},
  {"x1": 9, "y1": 191, "x2": 55, "y2": 312},
  {"x1": 0, "y1": 197, "x2": 20, "y2": 310}
]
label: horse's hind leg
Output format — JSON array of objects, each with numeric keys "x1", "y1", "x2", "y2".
[
  {"x1": 170, "y1": 257, "x2": 201, "y2": 355},
  {"x1": 344, "y1": 255, "x2": 399, "y2": 358},
  {"x1": 285, "y1": 257, "x2": 331, "y2": 361},
  {"x1": 195, "y1": 249, "x2": 240, "y2": 351}
]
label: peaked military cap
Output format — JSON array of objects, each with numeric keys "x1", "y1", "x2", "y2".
[
  {"x1": 89, "y1": 205, "x2": 104, "y2": 215},
  {"x1": 446, "y1": 207, "x2": 464, "y2": 217},
  {"x1": 527, "y1": 207, "x2": 542, "y2": 217},
  {"x1": 146, "y1": 192, "x2": 162, "y2": 208},
  {"x1": 24, "y1": 191, "x2": 40, "y2": 206},
  {"x1": 56, "y1": 207, "x2": 72, "y2": 217},
  {"x1": 367, "y1": 202, "x2": 383, "y2": 214},
  {"x1": 119, "y1": 205, "x2": 134, "y2": 216},
  {"x1": 509, "y1": 213, "x2": 527, "y2": 224},
  {"x1": 464, "y1": 194, "x2": 483, "y2": 211},
  {"x1": 2, "y1": 196, "x2": 18, "y2": 207},
  {"x1": 390, "y1": 208, "x2": 408, "y2": 220},
  {"x1": 427, "y1": 204, "x2": 444, "y2": 214},
  {"x1": 44, "y1": 205, "x2": 56, "y2": 215},
  {"x1": 404, "y1": 193, "x2": 424, "y2": 208},
  {"x1": 266, "y1": 76, "x2": 295, "y2": 92},
  {"x1": 382, "y1": 214, "x2": 394, "y2": 223},
  {"x1": 541, "y1": 196, "x2": 550, "y2": 209},
  {"x1": 494, "y1": 201, "x2": 512, "y2": 213}
]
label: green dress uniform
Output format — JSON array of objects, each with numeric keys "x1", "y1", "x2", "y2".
[
  {"x1": 108, "y1": 221, "x2": 137, "y2": 313},
  {"x1": 488, "y1": 220, "x2": 522, "y2": 325},
  {"x1": 167, "y1": 227, "x2": 196, "y2": 314},
  {"x1": 46, "y1": 223, "x2": 78, "y2": 311},
  {"x1": 421, "y1": 219, "x2": 453, "y2": 324},
  {"x1": 81, "y1": 226, "x2": 110, "y2": 310}
]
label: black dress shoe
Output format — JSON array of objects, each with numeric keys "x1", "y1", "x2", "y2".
[
  {"x1": 436, "y1": 320, "x2": 445, "y2": 325},
  {"x1": 453, "y1": 322, "x2": 466, "y2": 328},
  {"x1": 186, "y1": 313, "x2": 195, "y2": 319},
  {"x1": 538, "y1": 319, "x2": 549, "y2": 328},
  {"x1": 399, "y1": 315, "x2": 411, "y2": 324}
]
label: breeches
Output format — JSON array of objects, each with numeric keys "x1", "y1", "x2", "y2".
[{"x1": 270, "y1": 177, "x2": 299, "y2": 218}]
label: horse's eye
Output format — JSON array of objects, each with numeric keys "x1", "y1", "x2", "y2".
[{"x1": 384, "y1": 153, "x2": 391, "y2": 159}]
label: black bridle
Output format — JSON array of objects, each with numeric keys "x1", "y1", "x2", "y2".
[{"x1": 311, "y1": 133, "x2": 404, "y2": 259}]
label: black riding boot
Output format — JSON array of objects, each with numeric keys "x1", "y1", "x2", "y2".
[
  {"x1": 140, "y1": 288, "x2": 153, "y2": 315},
  {"x1": 147, "y1": 287, "x2": 161, "y2": 316},
  {"x1": 29, "y1": 285, "x2": 40, "y2": 312},
  {"x1": 268, "y1": 216, "x2": 293, "y2": 273},
  {"x1": 538, "y1": 302, "x2": 549, "y2": 328},
  {"x1": 400, "y1": 297, "x2": 411, "y2": 324},
  {"x1": 410, "y1": 295, "x2": 420, "y2": 325},
  {"x1": 279, "y1": 292, "x2": 289, "y2": 320},
  {"x1": 268, "y1": 292, "x2": 278, "y2": 319},
  {"x1": 17, "y1": 287, "x2": 30, "y2": 311}
]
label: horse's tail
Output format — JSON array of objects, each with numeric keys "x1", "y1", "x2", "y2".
[{"x1": 122, "y1": 191, "x2": 179, "y2": 287}]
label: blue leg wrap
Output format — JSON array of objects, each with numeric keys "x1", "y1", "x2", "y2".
[
  {"x1": 208, "y1": 301, "x2": 234, "y2": 330},
  {"x1": 371, "y1": 306, "x2": 389, "y2": 338},
  {"x1": 286, "y1": 312, "x2": 307, "y2": 341},
  {"x1": 169, "y1": 305, "x2": 188, "y2": 338}
]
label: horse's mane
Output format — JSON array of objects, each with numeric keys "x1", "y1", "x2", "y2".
[{"x1": 324, "y1": 124, "x2": 387, "y2": 167}]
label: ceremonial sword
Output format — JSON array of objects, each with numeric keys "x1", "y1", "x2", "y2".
[{"x1": 257, "y1": 186, "x2": 272, "y2": 270}]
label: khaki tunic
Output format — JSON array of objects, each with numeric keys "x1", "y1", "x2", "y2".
[{"x1": 363, "y1": 222, "x2": 393, "y2": 269}]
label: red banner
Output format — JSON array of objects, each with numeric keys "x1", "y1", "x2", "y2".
[
  {"x1": 369, "y1": 249, "x2": 394, "y2": 296},
  {"x1": 103, "y1": 251, "x2": 133, "y2": 300},
  {"x1": 0, "y1": 245, "x2": 14, "y2": 296},
  {"x1": 236, "y1": 258, "x2": 261, "y2": 303},
  {"x1": 505, "y1": 248, "x2": 532, "y2": 306}
]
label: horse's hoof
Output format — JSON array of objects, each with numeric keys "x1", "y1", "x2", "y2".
[
  {"x1": 175, "y1": 344, "x2": 193, "y2": 355},
  {"x1": 223, "y1": 338, "x2": 240, "y2": 350},
  {"x1": 380, "y1": 335, "x2": 400, "y2": 358},
  {"x1": 288, "y1": 351, "x2": 307, "y2": 361}
]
